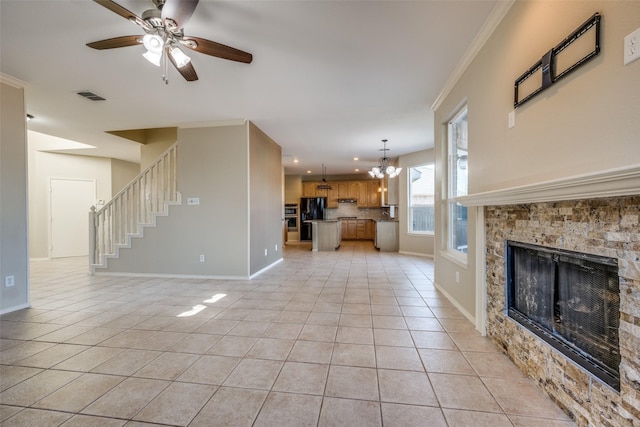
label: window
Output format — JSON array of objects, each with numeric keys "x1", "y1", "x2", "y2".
[
  {"x1": 408, "y1": 164, "x2": 434, "y2": 233},
  {"x1": 447, "y1": 107, "x2": 468, "y2": 254}
]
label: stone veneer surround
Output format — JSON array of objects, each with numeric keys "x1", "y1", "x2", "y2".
[{"x1": 484, "y1": 196, "x2": 640, "y2": 426}]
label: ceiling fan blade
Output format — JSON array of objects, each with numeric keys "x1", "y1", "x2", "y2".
[
  {"x1": 87, "y1": 35, "x2": 142, "y2": 50},
  {"x1": 93, "y1": 0, "x2": 143, "y2": 24},
  {"x1": 181, "y1": 36, "x2": 253, "y2": 64},
  {"x1": 162, "y1": 0, "x2": 199, "y2": 31},
  {"x1": 167, "y1": 50, "x2": 199, "y2": 81}
]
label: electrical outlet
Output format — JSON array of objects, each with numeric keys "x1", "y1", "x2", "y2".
[
  {"x1": 187, "y1": 197, "x2": 200, "y2": 206},
  {"x1": 5, "y1": 275, "x2": 15, "y2": 287},
  {"x1": 624, "y1": 27, "x2": 640, "y2": 65},
  {"x1": 199, "y1": 255, "x2": 205, "y2": 263}
]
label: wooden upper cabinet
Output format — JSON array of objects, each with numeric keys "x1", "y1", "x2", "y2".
[
  {"x1": 357, "y1": 182, "x2": 368, "y2": 208},
  {"x1": 327, "y1": 183, "x2": 339, "y2": 208},
  {"x1": 338, "y1": 182, "x2": 351, "y2": 199},
  {"x1": 367, "y1": 181, "x2": 381, "y2": 207},
  {"x1": 302, "y1": 182, "x2": 317, "y2": 197},
  {"x1": 315, "y1": 187, "x2": 328, "y2": 198},
  {"x1": 304, "y1": 179, "x2": 380, "y2": 207},
  {"x1": 348, "y1": 182, "x2": 360, "y2": 199}
]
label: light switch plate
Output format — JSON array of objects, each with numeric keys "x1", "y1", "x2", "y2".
[
  {"x1": 508, "y1": 110, "x2": 515, "y2": 129},
  {"x1": 187, "y1": 197, "x2": 200, "y2": 206},
  {"x1": 624, "y1": 27, "x2": 640, "y2": 65},
  {"x1": 5, "y1": 275, "x2": 15, "y2": 287}
]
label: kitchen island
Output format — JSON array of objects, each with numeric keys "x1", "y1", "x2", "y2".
[
  {"x1": 374, "y1": 220, "x2": 399, "y2": 252},
  {"x1": 306, "y1": 220, "x2": 342, "y2": 251}
]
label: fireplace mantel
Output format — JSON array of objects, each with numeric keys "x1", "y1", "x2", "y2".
[{"x1": 456, "y1": 164, "x2": 640, "y2": 207}]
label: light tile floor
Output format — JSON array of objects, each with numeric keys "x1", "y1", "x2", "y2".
[{"x1": 0, "y1": 241, "x2": 576, "y2": 426}]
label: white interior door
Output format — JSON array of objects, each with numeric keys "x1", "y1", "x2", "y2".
[{"x1": 50, "y1": 178, "x2": 96, "y2": 258}]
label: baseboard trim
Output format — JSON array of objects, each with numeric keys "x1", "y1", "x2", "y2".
[
  {"x1": 432, "y1": 281, "x2": 476, "y2": 326},
  {"x1": 398, "y1": 251, "x2": 433, "y2": 259},
  {"x1": 93, "y1": 271, "x2": 250, "y2": 280},
  {"x1": 250, "y1": 258, "x2": 284, "y2": 279},
  {"x1": 0, "y1": 302, "x2": 32, "y2": 315}
]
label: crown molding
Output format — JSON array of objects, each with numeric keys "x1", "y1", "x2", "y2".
[
  {"x1": 457, "y1": 165, "x2": 640, "y2": 207},
  {"x1": 0, "y1": 73, "x2": 28, "y2": 88},
  {"x1": 431, "y1": 0, "x2": 515, "y2": 112}
]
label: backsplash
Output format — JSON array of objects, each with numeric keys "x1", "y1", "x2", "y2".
[{"x1": 325, "y1": 202, "x2": 393, "y2": 220}]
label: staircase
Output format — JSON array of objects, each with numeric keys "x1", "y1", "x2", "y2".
[{"x1": 89, "y1": 143, "x2": 180, "y2": 272}]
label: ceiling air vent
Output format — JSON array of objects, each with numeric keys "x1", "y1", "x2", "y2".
[{"x1": 76, "y1": 91, "x2": 106, "y2": 101}]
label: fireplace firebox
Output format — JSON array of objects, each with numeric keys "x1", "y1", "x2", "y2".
[{"x1": 506, "y1": 241, "x2": 620, "y2": 390}]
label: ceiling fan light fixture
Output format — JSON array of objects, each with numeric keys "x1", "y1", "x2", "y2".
[
  {"x1": 143, "y1": 50, "x2": 162, "y2": 66},
  {"x1": 170, "y1": 46, "x2": 191, "y2": 68},
  {"x1": 143, "y1": 34, "x2": 164, "y2": 54}
]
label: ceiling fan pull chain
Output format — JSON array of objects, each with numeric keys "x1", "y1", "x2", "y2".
[{"x1": 162, "y1": 47, "x2": 169, "y2": 84}]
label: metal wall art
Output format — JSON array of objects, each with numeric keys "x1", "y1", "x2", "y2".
[{"x1": 514, "y1": 13, "x2": 601, "y2": 108}]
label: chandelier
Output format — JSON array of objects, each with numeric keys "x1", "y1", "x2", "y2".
[{"x1": 368, "y1": 139, "x2": 402, "y2": 179}]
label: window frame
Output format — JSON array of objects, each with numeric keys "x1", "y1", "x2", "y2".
[
  {"x1": 407, "y1": 163, "x2": 435, "y2": 235},
  {"x1": 445, "y1": 105, "x2": 469, "y2": 261}
]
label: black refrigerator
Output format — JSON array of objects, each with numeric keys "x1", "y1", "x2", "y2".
[{"x1": 300, "y1": 197, "x2": 326, "y2": 241}]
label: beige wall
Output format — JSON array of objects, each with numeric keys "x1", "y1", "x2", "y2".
[
  {"x1": 27, "y1": 146, "x2": 113, "y2": 259},
  {"x1": 102, "y1": 122, "x2": 281, "y2": 277},
  {"x1": 104, "y1": 124, "x2": 249, "y2": 276},
  {"x1": 110, "y1": 158, "x2": 139, "y2": 196},
  {"x1": 249, "y1": 122, "x2": 284, "y2": 274},
  {"x1": 0, "y1": 81, "x2": 29, "y2": 313},
  {"x1": 398, "y1": 149, "x2": 434, "y2": 257},
  {"x1": 433, "y1": 1, "x2": 640, "y2": 322},
  {"x1": 140, "y1": 128, "x2": 177, "y2": 170}
]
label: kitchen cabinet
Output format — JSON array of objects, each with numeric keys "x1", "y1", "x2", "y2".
[
  {"x1": 341, "y1": 219, "x2": 374, "y2": 241},
  {"x1": 303, "y1": 182, "x2": 318, "y2": 197},
  {"x1": 311, "y1": 220, "x2": 341, "y2": 251},
  {"x1": 338, "y1": 182, "x2": 351, "y2": 199},
  {"x1": 367, "y1": 181, "x2": 381, "y2": 207},
  {"x1": 365, "y1": 220, "x2": 375, "y2": 240},
  {"x1": 303, "y1": 181, "x2": 329, "y2": 198},
  {"x1": 355, "y1": 181, "x2": 382, "y2": 208},
  {"x1": 356, "y1": 221, "x2": 366, "y2": 239},
  {"x1": 327, "y1": 183, "x2": 339, "y2": 208},
  {"x1": 375, "y1": 220, "x2": 399, "y2": 251},
  {"x1": 381, "y1": 175, "x2": 399, "y2": 206},
  {"x1": 357, "y1": 183, "x2": 368, "y2": 208},
  {"x1": 342, "y1": 220, "x2": 357, "y2": 240},
  {"x1": 348, "y1": 182, "x2": 360, "y2": 199}
]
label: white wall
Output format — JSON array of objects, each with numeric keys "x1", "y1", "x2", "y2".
[
  {"x1": 398, "y1": 149, "x2": 435, "y2": 257},
  {"x1": 0, "y1": 80, "x2": 29, "y2": 313},
  {"x1": 433, "y1": 1, "x2": 640, "y2": 323}
]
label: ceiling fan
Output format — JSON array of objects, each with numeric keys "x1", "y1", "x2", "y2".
[{"x1": 87, "y1": 0, "x2": 253, "y2": 83}]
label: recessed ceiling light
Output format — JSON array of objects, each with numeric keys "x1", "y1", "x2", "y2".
[
  {"x1": 294, "y1": 159, "x2": 299, "y2": 163},
  {"x1": 353, "y1": 157, "x2": 359, "y2": 161},
  {"x1": 307, "y1": 170, "x2": 312, "y2": 174},
  {"x1": 355, "y1": 168, "x2": 360, "y2": 172}
]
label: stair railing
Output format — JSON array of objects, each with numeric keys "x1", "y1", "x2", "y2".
[{"x1": 89, "y1": 143, "x2": 179, "y2": 266}]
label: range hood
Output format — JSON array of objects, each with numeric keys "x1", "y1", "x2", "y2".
[{"x1": 337, "y1": 198, "x2": 357, "y2": 203}]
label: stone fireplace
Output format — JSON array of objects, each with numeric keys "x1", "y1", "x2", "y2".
[{"x1": 484, "y1": 196, "x2": 639, "y2": 426}]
